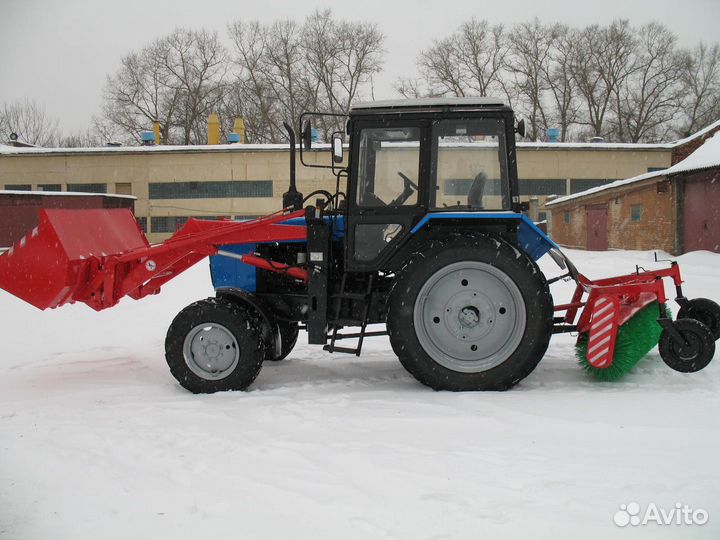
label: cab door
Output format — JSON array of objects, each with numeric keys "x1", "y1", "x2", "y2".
[{"x1": 345, "y1": 120, "x2": 429, "y2": 271}]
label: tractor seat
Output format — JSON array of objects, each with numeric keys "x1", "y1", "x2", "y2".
[{"x1": 467, "y1": 171, "x2": 487, "y2": 209}]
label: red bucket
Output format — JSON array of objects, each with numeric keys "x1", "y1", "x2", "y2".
[{"x1": 0, "y1": 208, "x2": 148, "y2": 310}]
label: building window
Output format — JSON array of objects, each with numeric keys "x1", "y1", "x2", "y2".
[
  {"x1": 67, "y1": 183, "x2": 107, "y2": 194},
  {"x1": 631, "y1": 205, "x2": 642, "y2": 222},
  {"x1": 518, "y1": 179, "x2": 567, "y2": 196},
  {"x1": 151, "y1": 216, "x2": 189, "y2": 233},
  {"x1": 136, "y1": 217, "x2": 147, "y2": 233},
  {"x1": 647, "y1": 167, "x2": 665, "y2": 173},
  {"x1": 571, "y1": 179, "x2": 615, "y2": 194},
  {"x1": 4, "y1": 184, "x2": 31, "y2": 191},
  {"x1": 563, "y1": 211, "x2": 571, "y2": 224},
  {"x1": 115, "y1": 182, "x2": 132, "y2": 196},
  {"x1": 38, "y1": 184, "x2": 61, "y2": 192},
  {"x1": 148, "y1": 180, "x2": 273, "y2": 199},
  {"x1": 443, "y1": 178, "x2": 504, "y2": 196},
  {"x1": 537, "y1": 211, "x2": 547, "y2": 222}
]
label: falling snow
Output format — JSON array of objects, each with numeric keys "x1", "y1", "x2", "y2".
[{"x1": 0, "y1": 248, "x2": 718, "y2": 539}]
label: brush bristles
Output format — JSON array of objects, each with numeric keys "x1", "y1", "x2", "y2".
[{"x1": 577, "y1": 302, "x2": 670, "y2": 381}]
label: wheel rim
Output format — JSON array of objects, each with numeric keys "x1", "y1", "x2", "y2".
[
  {"x1": 413, "y1": 261, "x2": 527, "y2": 373},
  {"x1": 670, "y1": 330, "x2": 702, "y2": 361},
  {"x1": 183, "y1": 323, "x2": 240, "y2": 380}
]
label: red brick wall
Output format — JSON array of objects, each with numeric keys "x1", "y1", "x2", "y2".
[
  {"x1": 550, "y1": 177, "x2": 678, "y2": 253},
  {"x1": 672, "y1": 124, "x2": 720, "y2": 164},
  {"x1": 606, "y1": 181, "x2": 676, "y2": 253},
  {"x1": 0, "y1": 194, "x2": 134, "y2": 247},
  {"x1": 550, "y1": 206, "x2": 587, "y2": 249}
]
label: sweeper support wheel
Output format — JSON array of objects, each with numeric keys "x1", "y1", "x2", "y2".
[
  {"x1": 677, "y1": 298, "x2": 720, "y2": 340},
  {"x1": 658, "y1": 318, "x2": 715, "y2": 373},
  {"x1": 165, "y1": 298, "x2": 266, "y2": 393}
]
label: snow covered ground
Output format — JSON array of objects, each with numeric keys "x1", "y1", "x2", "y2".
[{"x1": 0, "y1": 249, "x2": 718, "y2": 539}]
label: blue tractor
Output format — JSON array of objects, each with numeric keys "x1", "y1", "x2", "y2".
[{"x1": 165, "y1": 97, "x2": 568, "y2": 393}]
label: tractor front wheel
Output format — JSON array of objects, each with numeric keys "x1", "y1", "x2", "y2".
[
  {"x1": 165, "y1": 298, "x2": 265, "y2": 393},
  {"x1": 387, "y1": 234, "x2": 553, "y2": 391}
]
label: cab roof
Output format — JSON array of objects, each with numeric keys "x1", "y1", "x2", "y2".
[{"x1": 351, "y1": 97, "x2": 506, "y2": 112}]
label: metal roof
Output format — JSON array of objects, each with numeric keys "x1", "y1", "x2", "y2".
[{"x1": 352, "y1": 97, "x2": 506, "y2": 110}]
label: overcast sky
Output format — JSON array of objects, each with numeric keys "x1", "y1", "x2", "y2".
[{"x1": 1, "y1": 0, "x2": 719, "y2": 134}]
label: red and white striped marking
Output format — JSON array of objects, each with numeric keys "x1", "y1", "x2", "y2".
[{"x1": 586, "y1": 296, "x2": 619, "y2": 368}]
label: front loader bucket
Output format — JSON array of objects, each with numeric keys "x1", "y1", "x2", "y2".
[{"x1": 0, "y1": 208, "x2": 148, "y2": 310}]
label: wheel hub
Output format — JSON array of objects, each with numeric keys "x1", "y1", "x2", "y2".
[
  {"x1": 183, "y1": 323, "x2": 240, "y2": 380},
  {"x1": 414, "y1": 261, "x2": 527, "y2": 373},
  {"x1": 459, "y1": 306, "x2": 480, "y2": 328}
]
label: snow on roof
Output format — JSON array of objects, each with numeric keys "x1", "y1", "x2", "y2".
[
  {"x1": 547, "y1": 133, "x2": 720, "y2": 207},
  {"x1": 0, "y1": 116, "x2": 716, "y2": 156},
  {"x1": 353, "y1": 97, "x2": 506, "y2": 109},
  {"x1": 665, "y1": 131, "x2": 720, "y2": 174},
  {"x1": 668, "y1": 118, "x2": 720, "y2": 147},
  {"x1": 0, "y1": 189, "x2": 136, "y2": 200},
  {"x1": 0, "y1": 142, "x2": 296, "y2": 156}
]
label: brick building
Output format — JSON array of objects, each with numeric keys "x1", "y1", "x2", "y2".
[
  {"x1": 0, "y1": 191, "x2": 135, "y2": 247},
  {"x1": 546, "y1": 132, "x2": 720, "y2": 254}
]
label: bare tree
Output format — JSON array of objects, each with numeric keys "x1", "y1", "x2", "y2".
[
  {"x1": 411, "y1": 18, "x2": 508, "y2": 99},
  {"x1": 506, "y1": 19, "x2": 556, "y2": 140},
  {"x1": 227, "y1": 10, "x2": 383, "y2": 143},
  {"x1": 541, "y1": 25, "x2": 581, "y2": 141},
  {"x1": 571, "y1": 19, "x2": 637, "y2": 139},
  {"x1": 676, "y1": 42, "x2": 720, "y2": 136},
  {"x1": 161, "y1": 29, "x2": 229, "y2": 144},
  {"x1": 612, "y1": 22, "x2": 684, "y2": 142},
  {"x1": 304, "y1": 10, "x2": 384, "y2": 121},
  {"x1": 57, "y1": 128, "x2": 104, "y2": 148},
  {"x1": 0, "y1": 99, "x2": 59, "y2": 146},
  {"x1": 101, "y1": 28, "x2": 228, "y2": 145}
]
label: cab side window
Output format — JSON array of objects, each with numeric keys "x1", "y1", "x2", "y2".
[{"x1": 356, "y1": 127, "x2": 420, "y2": 208}]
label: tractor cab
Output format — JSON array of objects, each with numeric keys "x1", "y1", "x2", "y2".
[{"x1": 300, "y1": 97, "x2": 525, "y2": 272}]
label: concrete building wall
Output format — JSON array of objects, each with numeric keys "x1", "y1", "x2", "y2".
[{"x1": 0, "y1": 144, "x2": 672, "y2": 242}]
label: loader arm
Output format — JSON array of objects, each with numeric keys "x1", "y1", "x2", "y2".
[{"x1": 0, "y1": 208, "x2": 308, "y2": 311}]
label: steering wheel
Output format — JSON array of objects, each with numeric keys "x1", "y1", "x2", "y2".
[
  {"x1": 397, "y1": 171, "x2": 419, "y2": 191},
  {"x1": 389, "y1": 171, "x2": 418, "y2": 206}
]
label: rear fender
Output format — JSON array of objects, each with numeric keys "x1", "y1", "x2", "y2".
[{"x1": 410, "y1": 212, "x2": 559, "y2": 262}]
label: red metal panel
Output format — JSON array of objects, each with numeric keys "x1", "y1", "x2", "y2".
[
  {"x1": 683, "y1": 173, "x2": 720, "y2": 253},
  {"x1": 586, "y1": 205, "x2": 608, "y2": 251}
]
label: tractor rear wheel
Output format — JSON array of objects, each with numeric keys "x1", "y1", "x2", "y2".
[
  {"x1": 387, "y1": 234, "x2": 553, "y2": 391},
  {"x1": 165, "y1": 297, "x2": 265, "y2": 393}
]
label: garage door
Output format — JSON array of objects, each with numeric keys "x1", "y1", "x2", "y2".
[
  {"x1": 683, "y1": 174, "x2": 720, "y2": 253},
  {"x1": 586, "y1": 205, "x2": 608, "y2": 251}
]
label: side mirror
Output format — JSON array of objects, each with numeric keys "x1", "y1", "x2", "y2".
[
  {"x1": 301, "y1": 119, "x2": 312, "y2": 150},
  {"x1": 332, "y1": 133, "x2": 344, "y2": 164},
  {"x1": 515, "y1": 119, "x2": 526, "y2": 138}
]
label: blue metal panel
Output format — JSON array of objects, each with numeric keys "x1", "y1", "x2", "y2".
[
  {"x1": 410, "y1": 212, "x2": 559, "y2": 261},
  {"x1": 209, "y1": 214, "x2": 345, "y2": 292},
  {"x1": 210, "y1": 243, "x2": 257, "y2": 292}
]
